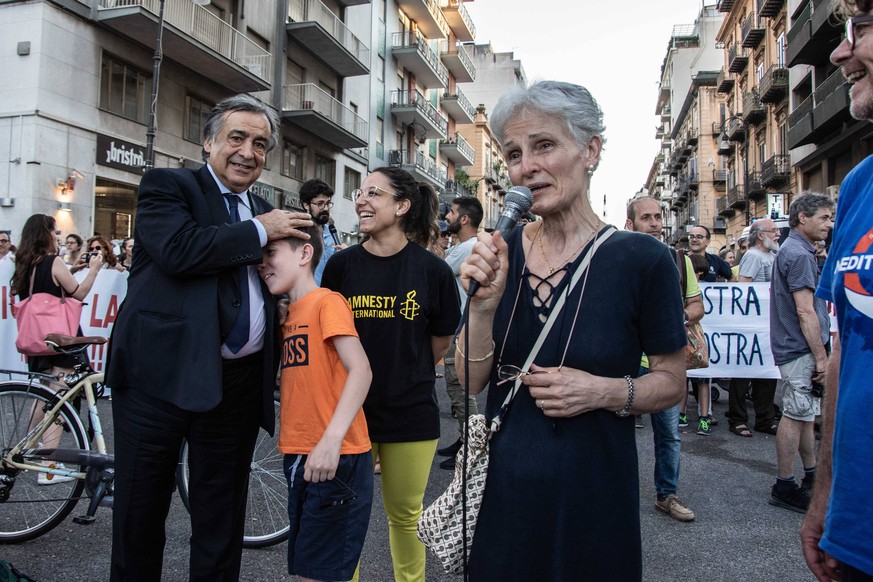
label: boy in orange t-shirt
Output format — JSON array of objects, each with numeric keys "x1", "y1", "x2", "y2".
[{"x1": 260, "y1": 225, "x2": 372, "y2": 582}]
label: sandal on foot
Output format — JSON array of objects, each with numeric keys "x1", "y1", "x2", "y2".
[
  {"x1": 729, "y1": 424, "x2": 753, "y2": 438},
  {"x1": 756, "y1": 422, "x2": 779, "y2": 436}
]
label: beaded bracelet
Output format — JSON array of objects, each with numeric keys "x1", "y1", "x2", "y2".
[{"x1": 457, "y1": 340, "x2": 496, "y2": 362}]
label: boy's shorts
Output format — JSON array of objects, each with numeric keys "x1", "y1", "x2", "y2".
[{"x1": 285, "y1": 450, "x2": 373, "y2": 581}]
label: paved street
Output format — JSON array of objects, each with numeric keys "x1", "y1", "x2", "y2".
[{"x1": 1, "y1": 374, "x2": 816, "y2": 581}]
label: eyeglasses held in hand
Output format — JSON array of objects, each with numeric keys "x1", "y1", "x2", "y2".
[
  {"x1": 846, "y1": 15, "x2": 873, "y2": 50},
  {"x1": 496, "y1": 364, "x2": 551, "y2": 386},
  {"x1": 318, "y1": 476, "x2": 358, "y2": 510},
  {"x1": 310, "y1": 200, "x2": 334, "y2": 210},
  {"x1": 351, "y1": 186, "x2": 394, "y2": 202}
]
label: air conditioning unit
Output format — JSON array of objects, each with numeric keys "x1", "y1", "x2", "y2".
[
  {"x1": 714, "y1": 217, "x2": 727, "y2": 232},
  {"x1": 825, "y1": 185, "x2": 840, "y2": 199}
]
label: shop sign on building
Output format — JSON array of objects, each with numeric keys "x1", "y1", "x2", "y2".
[{"x1": 96, "y1": 134, "x2": 147, "y2": 174}]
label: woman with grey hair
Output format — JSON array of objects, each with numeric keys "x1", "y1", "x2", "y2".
[{"x1": 457, "y1": 80, "x2": 687, "y2": 580}]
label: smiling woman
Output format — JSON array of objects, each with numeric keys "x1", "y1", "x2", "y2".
[{"x1": 321, "y1": 166, "x2": 461, "y2": 581}]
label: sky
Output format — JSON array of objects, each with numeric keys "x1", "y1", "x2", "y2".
[{"x1": 464, "y1": 0, "x2": 714, "y2": 225}]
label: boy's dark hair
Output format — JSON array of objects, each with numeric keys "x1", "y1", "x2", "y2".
[
  {"x1": 299, "y1": 179, "x2": 334, "y2": 205},
  {"x1": 283, "y1": 223, "x2": 324, "y2": 274},
  {"x1": 689, "y1": 253, "x2": 709, "y2": 277},
  {"x1": 451, "y1": 196, "x2": 484, "y2": 228}
]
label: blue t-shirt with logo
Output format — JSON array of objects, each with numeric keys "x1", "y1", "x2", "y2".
[{"x1": 816, "y1": 154, "x2": 873, "y2": 576}]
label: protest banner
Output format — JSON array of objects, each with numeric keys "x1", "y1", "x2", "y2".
[{"x1": 688, "y1": 282, "x2": 780, "y2": 379}]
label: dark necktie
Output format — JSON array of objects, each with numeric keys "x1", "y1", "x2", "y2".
[{"x1": 224, "y1": 194, "x2": 250, "y2": 353}]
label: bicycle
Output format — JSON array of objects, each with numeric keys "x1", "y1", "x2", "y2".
[{"x1": 0, "y1": 334, "x2": 288, "y2": 546}]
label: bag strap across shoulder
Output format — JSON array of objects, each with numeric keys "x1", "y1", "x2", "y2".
[{"x1": 490, "y1": 226, "x2": 617, "y2": 433}]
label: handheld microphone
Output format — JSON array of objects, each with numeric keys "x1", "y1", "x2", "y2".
[
  {"x1": 327, "y1": 224, "x2": 340, "y2": 246},
  {"x1": 466, "y1": 186, "x2": 534, "y2": 297}
]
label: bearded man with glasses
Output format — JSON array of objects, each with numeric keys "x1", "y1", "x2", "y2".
[
  {"x1": 801, "y1": 2, "x2": 873, "y2": 581},
  {"x1": 299, "y1": 178, "x2": 347, "y2": 285}
]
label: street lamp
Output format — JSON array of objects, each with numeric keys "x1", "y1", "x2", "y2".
[
  {"x1": 144, "y1": 0, "x2": 212, "y2": 171},
  {"x1": 718, "y1": 114, "x2": 751, "y2": 228}
]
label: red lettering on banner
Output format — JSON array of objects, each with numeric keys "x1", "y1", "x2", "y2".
[
  {"x1": 89, "y1": 342, "x2": 106, "y2": 372},
  {"x1": 88, "y1": 294, "x2": 120, "y2": 328}
]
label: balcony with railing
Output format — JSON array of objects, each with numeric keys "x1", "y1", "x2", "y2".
[
  {"x1": 686, "y1": 125, "x2": 699, "y2": 146},
  {"x1": 742, "y1": 12, "x2": 765, "y2": 48},
  {"x1": 788, "y1": 94, "x2": 815, "y2": 148},
  {"x1": 390, "y1": 89, "x2": 448, "y2": 139},
  {"x1": 758, "y1": 0, "x2": 785, "y2": 19},
  {"x1": 746, "y1": 171, "x2": 766, "y2": 200},
  {"x1": 728, "y1": 44, "x2": 749, "y2": 73},
  {"x1": 440, "y1": 40, "x2": 475, "y2": 83},
  {"x1": 761, "y1": 154, "x2": 790, "y2": 187},
  {"x1": 717, "y1": 194, "x2": 735, "y2": 217},
  {"x1": 396, "y1": 0, "x2": 448, "y2": 39},
  {"x1": 440, "y1": 0, "x2": 475, "y2": 42},
  {"x1": 286, "y1": 0, "x2": 369, "y2": 77},
  {"x1": 813, "y1": 68, "x2": 852, "y2": 137},
  {"x1": 439, "y1": 131, "x2": 475, "y2": 165},
  {"x1": 392, "y1": 32, "x2": 448, "y2": 88},
  {"x1": 388, "y1": 149, "x2": 445, "y2": 189},
  {"x1": 440, "y1": 87, "x2": 475, "y2": 124},
  {"x1": 759, "y1": 64, "x2": 789, "y2": 103},
  {"x1": 712, "y1": 169, "x2": 727, "y2": 190},
  {"x1": 717, "y1": 0, "x2": 735, "y2": 13},
  {"x1": 726, "y1": 116, "x2": 746, "y2": 142},
  {"x1": 281, "y1": 84, "x2": 368, "y2": 149},
  {"x1": 717, "y1": 67, "x2": 735, "y2": 94},
  {"x1": 728, "y1": 184, "x2": 747, "y2": 210},
  {"x1": 787, "y1": 0, "x2": 838, "y2": 67},
  {"x1": 97, "y1": 0, "x2": 272, "y2": 92},
  {"x1": 742, "y1": 90, "x2": 766, "y2": 125}
]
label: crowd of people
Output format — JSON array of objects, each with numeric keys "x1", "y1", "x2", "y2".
[{"x1": 4, "y1": 2, "x2": 872, "y2": 577}]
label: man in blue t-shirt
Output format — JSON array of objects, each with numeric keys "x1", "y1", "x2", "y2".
[
  {"x1": 300, "y1": 179, "x2": 347, "y2": 285},
  {"x1": 802, "y1": 6, "x2": 873, "y2": 580}
]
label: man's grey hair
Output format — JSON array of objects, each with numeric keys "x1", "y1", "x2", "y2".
[
  {"x1": 788, "y1": 192, "x2": 835, "y2": 228},
  {"x1": 748, "y1": 221, "x2": 768, "y2": 244},
  {"x1": 490, "y1": 80, "x2": 606, "y2": 169},
  {"x1": 201, "y1": 94, "x2": 281, "y2": 161}
]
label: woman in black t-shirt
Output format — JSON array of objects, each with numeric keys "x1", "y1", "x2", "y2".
[{"x1": 322, "y1": 167, "x2": 460, "y2": 581}]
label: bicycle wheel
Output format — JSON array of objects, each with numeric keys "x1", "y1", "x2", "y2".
[
  {"x1": 0, "y1": 383, "x2": 88, "y2": 543},
  {"x1": 177, "y1": 396, "x2": 288, "y2": 548}
]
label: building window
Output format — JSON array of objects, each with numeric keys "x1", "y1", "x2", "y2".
[
  {"x1": 314, "y1": 155, "x2": 336, "y2": 189},
  {"x1": 185, "y1": 95, "x2": 213, "y2": 144},
  {"x1": 99, "y1": 54, "x2": 150, "y2": 124},
  {"x1": 344, "y1": 167, "x2": 361, "y2": 200},
  {"x1": 776, "y1": 34, "x2": 786, "y2": 68},
  {"x1": 282, "y1": 141, "x2": 304, "y2": 180}
]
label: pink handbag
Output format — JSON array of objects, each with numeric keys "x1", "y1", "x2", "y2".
[{"x1": 12, "y1": 268, "x2": 83, "y2": 357}]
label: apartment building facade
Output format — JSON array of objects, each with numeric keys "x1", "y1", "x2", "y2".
[
  {"x1": 785, "y1": 0, "x2": 873, "y2": 198},
  {"x1": 645, "y1": 6, "x2": 725, "y2": 246},
  {"x1": 714, "y1": 0, "x2": 792, "y2": 243},
  {"x1": 0, "y1": 0, "x2": 489, "y2": 243}
]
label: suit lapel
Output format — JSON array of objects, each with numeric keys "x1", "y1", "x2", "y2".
[{"x1": 195, "y1": 165, "x2": 233, "y2": 225}]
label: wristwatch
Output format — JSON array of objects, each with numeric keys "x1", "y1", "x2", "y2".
[{"x1": 615, "y1": 376, "x2": 635, "y2": 418}]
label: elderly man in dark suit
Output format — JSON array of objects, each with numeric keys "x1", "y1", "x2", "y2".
[{"x1": 107, "y1": 94, "x2": 312, "y2": 581}]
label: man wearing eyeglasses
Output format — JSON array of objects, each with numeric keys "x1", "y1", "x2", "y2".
[
  {"x1": 724, "y1": 219, "x2": 781, "y2": 442},
  {"x1": 0, "y1": 231, "x2": 12, "y2": 262},
  {"x1": 802, "y1": 3, "x2": 873, "y2": 580},
  {"x1": 687, "y1": 226, "x2": 733, "y2": 282},
  {"x1": 299, "y1": 179, "x2": 347, "y2": 285}
]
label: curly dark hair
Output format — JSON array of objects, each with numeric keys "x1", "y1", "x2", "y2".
[{"x1": 10, "y1": 214, "x2": 57, "y2": 296}]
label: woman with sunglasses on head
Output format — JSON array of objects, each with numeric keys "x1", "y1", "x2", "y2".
[
  {"x1": 457, "y1": 81, "x2": 687, "y2": 581},
  {"x1": 321, "y1": 167, "x2": 460, "y2": 582}
]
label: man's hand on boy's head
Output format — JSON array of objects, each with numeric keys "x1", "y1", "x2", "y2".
[{"x1": 256, "y1": 209, "x2": 313, "y2": 241}]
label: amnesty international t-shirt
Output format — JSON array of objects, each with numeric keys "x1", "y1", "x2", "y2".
[
  {"x1": 322, "y1": 242, "x2": 461, "y2": 443},
  {"x1": 277, "y1": 287, "x2": 370, "y2": 455}
]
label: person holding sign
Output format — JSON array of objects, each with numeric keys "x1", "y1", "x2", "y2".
[{"x1": 769, "y1": 193, "x2": 834, "y2": 514}]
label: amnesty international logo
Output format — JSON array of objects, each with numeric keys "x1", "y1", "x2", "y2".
[{"x1": 399, "y1": 290, "x2": 420, "y2": 321}]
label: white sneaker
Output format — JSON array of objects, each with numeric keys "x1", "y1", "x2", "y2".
[{"x1": 37, "y1": 463, "x2": 76, "y2": 486}]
